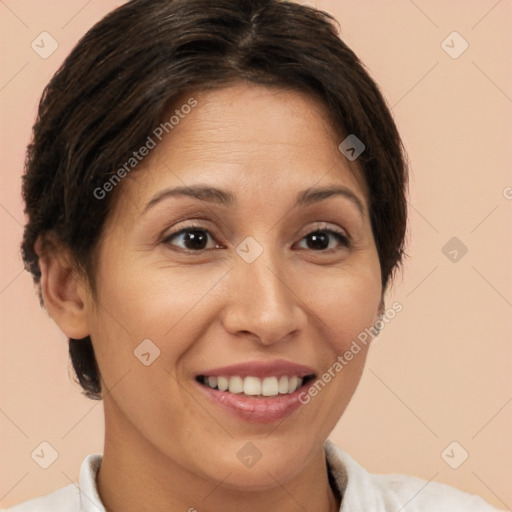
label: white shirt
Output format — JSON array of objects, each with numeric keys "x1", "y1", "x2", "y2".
[{"x1": 2, "y1": 440, "x2": 500, "y2": 511}]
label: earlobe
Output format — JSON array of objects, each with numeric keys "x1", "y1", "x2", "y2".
[
  {"x1": 372, "y1": 298, "x2": 386, "y2": 338},
  {"x1": 378, "y1": 298, "x2": 385, "y2": 318},
  {"x1": 35, "y1": 235, "x2": 91, "y2": 340},
  {"x1": 372, "y1": 298, "x2": 385, "y2": 326}
]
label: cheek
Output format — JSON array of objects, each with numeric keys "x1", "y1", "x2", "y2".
[
  {"x1": 302, "y1": 259, "x2": 382, "y2": 355},
  {"x1": 289, "y1": 259, "x2": 381, "y2": 441},
  {"x1": 88, "y1": 257, "x2": 228, "y2": 373}
]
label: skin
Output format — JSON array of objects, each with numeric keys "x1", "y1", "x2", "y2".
[{"x1": 38, "y1": 82, "x2": 383, "y2": 512}]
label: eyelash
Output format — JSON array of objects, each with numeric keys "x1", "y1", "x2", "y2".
[{"x1": 162, "y1": 223, "x2": 351, "y2": 254}]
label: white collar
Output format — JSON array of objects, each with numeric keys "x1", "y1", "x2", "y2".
[{"x1": 78, "y1": 453, "x2": 104, "y2": 512}]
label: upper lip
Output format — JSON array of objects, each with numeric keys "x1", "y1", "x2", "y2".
[{"x1": 196, "y1": 359, "x2": 316, "y2": 379}]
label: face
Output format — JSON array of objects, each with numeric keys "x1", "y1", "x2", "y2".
[{"x1": 85, "y1": 82, "x2": 382, "y2": 489}]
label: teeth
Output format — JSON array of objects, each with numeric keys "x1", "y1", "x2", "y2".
[
  {"x1": 202, "y1": 375, "x2": 305, "y2": 396},
  {"x1": 228, "y1": 376, "x2": 244, "y2": 394},
  {"x1": 288, "y1": 376, "x2": 299, "y2": 394},
  {"x1": 261, "y1": 376, "x2": 279, "y2": 397},
  {"x1": 217, "y1": 376, "x2": 229, "y2": 391},
  {"x1": 278, "y1": 376, "x2": 289, "y2": 394},
  {"x1": 243, "y1": 376, "x2": 261, "y2": 395}
]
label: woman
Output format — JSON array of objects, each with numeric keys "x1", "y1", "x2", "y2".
[{"x1": 6, "y1": 0, "x2": 500, "y2": 510}]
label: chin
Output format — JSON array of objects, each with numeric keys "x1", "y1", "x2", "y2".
[{"x1": 192, "y1": 437, "x2": 316, "y2": 491}]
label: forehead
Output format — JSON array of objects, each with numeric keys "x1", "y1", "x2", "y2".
[{"x1": 114, "y1": 82, "x2": 369, "y2": 215}]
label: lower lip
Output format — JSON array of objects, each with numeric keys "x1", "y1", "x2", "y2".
[{"x1": 195, "y1": 380, "x2": 312, "y2": 423}]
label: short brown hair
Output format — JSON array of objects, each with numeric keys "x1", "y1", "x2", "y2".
[{"x1": 21, "y1": 0, "x2": 408, "y2": 400}]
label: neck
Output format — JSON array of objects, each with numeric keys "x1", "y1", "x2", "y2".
[{"x1": 96, "y1": 403, "x2": 340, "y2": 512}]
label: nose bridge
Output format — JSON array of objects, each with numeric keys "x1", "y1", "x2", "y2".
[{"x1": 223, "y1": 240, "x2": 303, "y2": 343}]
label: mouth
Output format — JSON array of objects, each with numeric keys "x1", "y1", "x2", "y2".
[
  {"x1": 195, "y1": 374, "x2": 317, "y2": 398},
  {"x1": 193, "y1": 360, "x2": 318, "y2": 423}
]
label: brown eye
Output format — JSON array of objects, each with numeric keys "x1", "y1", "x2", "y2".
[
  {"x1": 297, "y1": 229, "x2": 350, "y2": 251},
  {"x1": 163, "y1": 226, "x2": 218, "y2": 251}
]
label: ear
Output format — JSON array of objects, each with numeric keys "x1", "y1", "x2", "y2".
[
  {"x1": 377, "y1": 298, "x2": 385, "y2": 318},
  {"x1": 371, "y1": 297, "x2": 386, "y2": 339},
  {"x1": 35, "y1": 235, "x2": 91, "y2": 340},
  {"x1": 371, "y1": 296, "x2": 385, "y2": 326}
]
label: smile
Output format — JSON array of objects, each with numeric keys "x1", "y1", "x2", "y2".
[
  {"x1": 196, "y1": 374, "x2": 316, "y2": 397},
  {"x1": 194, "y1": 360, "x2": 318, "y2": 423}
]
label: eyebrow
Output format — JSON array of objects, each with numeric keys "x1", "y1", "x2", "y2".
[{"x1": 142, "y1": 184, "x2": 365, "y2": 217}]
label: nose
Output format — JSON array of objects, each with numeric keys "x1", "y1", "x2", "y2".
[{"x1": 221, "y1": 248, "x2": 306, "y2": 346}]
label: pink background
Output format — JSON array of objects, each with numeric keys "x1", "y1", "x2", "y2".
[{"x1": 1, "y1": 0, "x2": 511, "y2": 509}]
